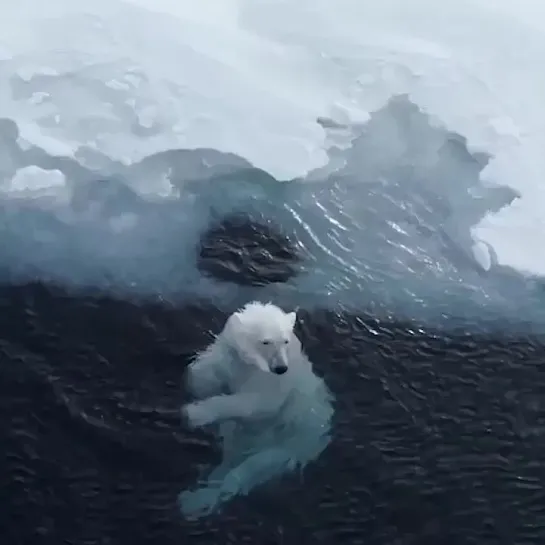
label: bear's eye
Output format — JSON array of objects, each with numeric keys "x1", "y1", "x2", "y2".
[
  {"x1": 283, "y1": 339, "x2": 289, "y2": 344},
  {"x1": 262, "y1": 340, "x2": 271, "y2": 345}
]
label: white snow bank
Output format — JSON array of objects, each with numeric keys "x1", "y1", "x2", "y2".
[{"x1": 1, "y1": 0, "x2": 545, "y2": 274}]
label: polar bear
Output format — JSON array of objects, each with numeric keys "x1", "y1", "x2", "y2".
[
  {"x1": 183, "y1": 302, "x2": 302, "y2": 428},
  {"x1": 179, "y1": 301, "x2": 334, "y2": 519}
]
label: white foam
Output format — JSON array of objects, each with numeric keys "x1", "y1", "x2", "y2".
[{"x1": 2, "y1": 0, "x2": 545, "y2": 274}]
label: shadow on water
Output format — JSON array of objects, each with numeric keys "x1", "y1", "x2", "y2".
[{"x1": 197, "y1": 213, "x2": 302, "y2": 286}]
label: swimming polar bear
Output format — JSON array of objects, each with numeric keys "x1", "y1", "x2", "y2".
[{"x1": 179, "y1": 301, "x2": 334, "y2": 519}]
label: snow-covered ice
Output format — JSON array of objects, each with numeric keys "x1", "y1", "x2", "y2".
[{"x1": 1, "y1": 0, "x2": 545, "y2": 279}]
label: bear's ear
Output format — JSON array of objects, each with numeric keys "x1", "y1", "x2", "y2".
[
  {"x1": 225, "y1": 311, "x2": 244, "y2": 333},
  {"x1": 286, "y1": 311, "x2": 297, "y2": 330},
  {"x1": 227, "y1": 312, "x2": 242, "y2": 327}
]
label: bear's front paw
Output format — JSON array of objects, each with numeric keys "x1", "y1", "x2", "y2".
[{"x1": 182, "y1": 402, "x2": 213, "y2": 429}]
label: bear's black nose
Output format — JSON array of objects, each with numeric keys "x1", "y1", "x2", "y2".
[{"x1": 273, "y1": 365, "x2": 288, "y2": 375}]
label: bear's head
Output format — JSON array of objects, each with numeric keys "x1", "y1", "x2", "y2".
[{"x1": 225, "y1": 302, "x2": 297, "y2": 375}]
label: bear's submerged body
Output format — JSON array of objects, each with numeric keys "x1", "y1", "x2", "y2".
[{"x1": 179, "y1": 302, "x2": 334, "y2": 519}]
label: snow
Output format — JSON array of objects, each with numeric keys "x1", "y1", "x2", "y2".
[
  {"x1": 7, "y1": 165, "x2": 66, "y2": 193},
  {"x1": 3, "y1": 166, "x2": 69, "y2": 205},
  {"x1": 1, "y1": 0, "x2": 545, "y2": 275}
]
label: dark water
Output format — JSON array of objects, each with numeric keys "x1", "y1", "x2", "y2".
[
  {"x1": 198, "y1": 213, "x2": 302, "y2": 286},
  {"x1": 2, "y1": 257, "x2": 545, "y2": 544}
]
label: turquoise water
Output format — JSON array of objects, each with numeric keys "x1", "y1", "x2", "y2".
[{"x1": 0, "y1": 97, "x2": 542, "y2": 330}]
